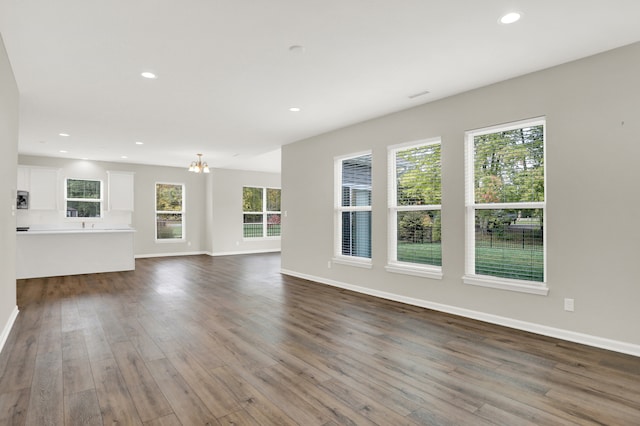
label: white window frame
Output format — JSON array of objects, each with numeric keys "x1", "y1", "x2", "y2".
[
  {"x1": 155, "y1": 182, "x2": 185, "y2": 243},
  {"x1": 65, "y1": 177, "x2": 103, "y2": 220},
  {"x1": 333, "y1": 151, "x2": 373, "y2": 269},
  {"x1": 242, "y1": 186, "x2": 282, "y2": 240},
  {"x1": 464, "y1": 117, "x2": 548, "y2": 295},
  {"x1": 386, "y1": 138, "x2": 443, "y2": 279}
]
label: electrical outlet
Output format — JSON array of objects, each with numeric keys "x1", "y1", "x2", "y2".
[
  {"x1": 327, "y1": 260, "x2": 332, "y2": 269},
  {"x1": 564, "y1": 298, "x2": 575, "y2": 312}
]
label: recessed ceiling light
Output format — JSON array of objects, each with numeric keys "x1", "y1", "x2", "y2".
[
  {"x1": 59, "y1": 133, "x2": 70, "y2": 137},
  {"x1": 135, "y1": 141, "x2": 144, "y2": 145},
  {"x1": 289, "y1": 107, "x2": 301, "y2": 112},
  {"x1": 121, "y1": 156, "x2": 128, "y2": 159},
  {"x1": 141, "y1": 72, "x2": 157, "y2": 79},
  {"x1": 500, "y1": 12, "x2": 521, "y2": 24},
  {"x1": 59, "y1": 150, "x2": 68, "y2": 153}
]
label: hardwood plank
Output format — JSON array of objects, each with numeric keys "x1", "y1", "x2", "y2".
[
  {"x1": 24, "y1": 350, "x2": 64, "y2": 426},
  {"x1": 165, "y1": 349, "x2": 240, "y2": 417},
  {"x1": 91, "y1": 357, "x2": 143, "y2": 425},
  {"x1": 122, "y1": 317, "x2": 166, "y2": 362},
  {"x1": 110, "y1": 341, "x2": 173, "y2": 423},
  {"x1": 83, "y1": 326, "x2": 113, "y2": 363},
  {"x1": 61, "y1": 297, "x2": 83, "y2": 333},
  {"x1": 0, "y1": 388, "x2": 30, "y2": 426},
  {"x1": 143, "y1": 413, "x2": 182, "y2": 426},
  {"x1": 318, "y1": 378, "x2": 419, "y2": 426},
  {"x1": 64, "y1": 389, "x2": 103, "y2": 426},
  {"x1": 62, "y1": 329, "x2": 89, "y2": 362},
  {"x1": 0, "y1": 343, "x2": 37, "y2": 393},
  {"x1": 236, "y1": 366, "x2": 326, "y2": 425},
  {"x1": 146, "y1": 358, "x2": 219, "y2": 426},
  {"x1": 63, "y1": 357, "x2": 95, "y2": 395},
  {"x1": 209, "y1": 366, "x2": 298, "y2": 426},
  {"x1": 218, "y1": 409, "x2": 265, "y2": 426}
]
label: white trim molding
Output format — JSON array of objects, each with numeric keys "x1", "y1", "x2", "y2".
[
  {"x1": 136, "y1": 249, "x2": 281, "y2": 259},
  {"x1": 135, "y1": 250, "x2": 207, "y2": 259},
  {"x1": 0, "y1": 306, "x2": 19, "y2": 355},
  {"x1": 463, "y1": 274, "x2": 549, "y2": 296},
  {"x1": 385, "y1": 263, "x2": 443, "y2": 280},
  {"x1": 332, "y1": 256, "x2": 373, "y2": 269},
  {"x1": 209, "y1": 248, "x2": 281, "y2": 257},
  {"x1": 280, "y1": 269, "x2": 640, "y2": 358}
]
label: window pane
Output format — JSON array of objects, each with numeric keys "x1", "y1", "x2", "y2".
[
  {"x1": 243, "y1": 214, "x2": 263, "y2": 238},
  {"x1": 266, "y1": 188, "x2": 281, "y2": 211},
  {"x1": 341, "y1": 211, "x2": 371, "y2": 258},
  {"x1": 267, "y1": 213, "x2": 281, "y2": 236},
  {"x1": 474, "y1": 125, "x2": 544, "y2": 204},
  {"x1": 342, "y1": 154, "x2": 372, "y2": 207},
  {"x1": 243, "y1": 187, "x2": 263, "y2": 212},
  {"x1": 397, "y1": 210, "x2": 441, "y2": 266},
  {"x1": 66, "y1": 201, "x2": 100, "y2": 218},
  {"x1": 67, "y1": 179, "x2": 101, "y2": 199},
  {"x1": 396, "y1": 144, "x2": 441, "y2": 206},
  {"x1": 156, "y1": 184, "x2": 183, "y2": 211},
  {"x1": 475, "y1": 208, "x2": 543, "y2": 281},
  {"x1": 157, "y1": 213, "x2": 183, "y2": 239}
]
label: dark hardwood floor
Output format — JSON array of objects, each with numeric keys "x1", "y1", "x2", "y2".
[{"x1": 1, "y1": 253, "x2": 639, "y2": 425}]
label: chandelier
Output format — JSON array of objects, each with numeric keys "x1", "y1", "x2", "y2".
[{"x1": 188, "y1": 153, "x2": 210, "y2": 173}]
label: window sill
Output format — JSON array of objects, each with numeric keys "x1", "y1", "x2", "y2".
[
  {"x1": 332, "y1": 256, "x2": 372, "y2": 269},
  {"x1": 155, "y1": 239, "x2": 186, "y2": 244},
  {"x1": 463, "y1": 274, "x2": 549, "y2": 296},
  {"x1": 385, "y1": 263, "x2": 443, "y2": 280},
  {"x1": 243, "y1": 236, "x2": 281, "y2": 241}
]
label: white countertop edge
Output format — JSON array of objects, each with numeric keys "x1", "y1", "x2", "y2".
[{"x1": 17, "y1": 229, "x2": 136, "y2": 235}]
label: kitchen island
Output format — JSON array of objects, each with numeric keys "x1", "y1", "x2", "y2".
[{"x1": 16, "y1": 228, "x2": 135, "y2": 279}]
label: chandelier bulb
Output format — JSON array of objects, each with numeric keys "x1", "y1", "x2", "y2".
[{"x1": 188, "y1": 154, "x2": 210, "y2": 173}]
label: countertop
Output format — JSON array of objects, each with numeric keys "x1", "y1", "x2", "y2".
[{"x1": 17, "y1": 228, "x2": 136, "y2": 235}]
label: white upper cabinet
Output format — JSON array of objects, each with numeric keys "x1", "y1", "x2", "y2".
[
  {"x1": 107, "y1": 171, "x2": 135, "y2": 211},
  {"x1": 28, "y1": 167, "x2": 60, "y2": 210},
  {"x1": 17, "y1": 166, "x2": 30, "y2": 191}
]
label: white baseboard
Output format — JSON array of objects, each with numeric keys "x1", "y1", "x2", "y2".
[
  {"x1": 135, "y1": 251, "x2": 207, "y2": 259},
  {"x1": 280, "y1": 269, "x2": 640, "y2": 358},
  {"x1": 209, "y1": 249, "x2": 281, "y2": 257},
  {"x1": 0, "y1": 306, "x2": 19, "y2": 355}
]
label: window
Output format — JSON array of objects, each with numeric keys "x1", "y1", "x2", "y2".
[
  {"x1": 243, "y1": 187, "x2": 281, "y2": 238},
  {"x1": 464, "y1": 118, "x2": 547, "y2": 295},
  {"x1": 156, "y1": 183, "x2": 184, "y2": 241},
  {"x1": 66, "y1": 178, "x2": 102, "y2": 218},
  {"x1": 334, "y1": 152, "x2": 372, "y2": 267},
  {"x1": 387, "y1": 139, "x2": 442, "y2": 279}
]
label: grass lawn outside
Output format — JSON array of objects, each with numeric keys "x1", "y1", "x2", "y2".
[
  {"x1": 475, "y1": 246, "x2": 544, "y2": 282},
  {"x1": 243, "y1": 224, "x2": 281, "y2": 238},
  {"x1": 397, "y1": 242, "x2": 442, "y2": 266},
  {"x1": 397, "y1": 241, "x2": 543, "y2": 282}
]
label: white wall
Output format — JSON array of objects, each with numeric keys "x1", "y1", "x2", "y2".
[
  {"x1": 0, "y1": 34, "x2": 19, "y2": 353},
  {"x1": 207, "y1": 168, "x2": 281, "y2": 255},
  {"x1": 281, "y1": 42, "x2": 640, "y2": 354},
  {"x1": 17, "y1": 156, "x2": 208, "y2": 257}
]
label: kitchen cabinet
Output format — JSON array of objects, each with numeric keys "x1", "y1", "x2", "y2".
[
  {"x1": 16, "y1": 228, "x2": 135, "y2": 278},
  {"x1": 17, "y1": 166, "x2": 29, "y2": 191},
  {"x1": 107, "y1": 171, "x2": 134, "y2": 211},
  {"x1": 18, "y1": 166, "x2": 60, "y2": 210}
]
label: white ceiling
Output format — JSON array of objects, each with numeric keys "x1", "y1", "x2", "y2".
[{"x1": 1, "y1": 1, "x2": 639, "y2": 173}]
